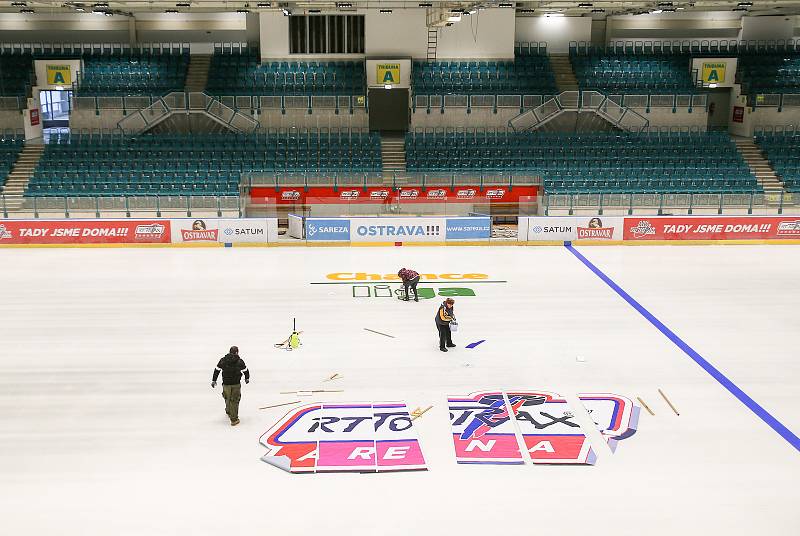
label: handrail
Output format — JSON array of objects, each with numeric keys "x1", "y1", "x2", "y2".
[{"x1": 116, "y1": 91, "x2": 258, "y2": 135}]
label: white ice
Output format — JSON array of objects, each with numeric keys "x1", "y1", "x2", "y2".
[{"x1": 0, "y1": 245, "x2": 798, "y2": 535}]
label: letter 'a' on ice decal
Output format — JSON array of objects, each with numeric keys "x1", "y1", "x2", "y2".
[
  {"x1": 259, "y1": 402, "x2": 427, "y2": 474},
  {"x1": 448, "y1": 391, "x2": 525, "y2": 465},
  {"x1": 577, "y1": 393, "x2": 640, "y2": 453},
  {"x1": 505, "y1": 391, "x2": 597, "y2": 465},
  {"x1": 449, "y1": 390, "x2": 607, "y2": 466}
]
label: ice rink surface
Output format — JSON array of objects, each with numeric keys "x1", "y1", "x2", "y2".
[{"x1": 0, "y1": 244, "x2": 798, "y2": 536}]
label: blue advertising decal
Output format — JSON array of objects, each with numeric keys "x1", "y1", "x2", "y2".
[
  {"x1": 446, "y1": 218, "x2": 491, "y2": 240},
  {"x1": 305, "y1": 219, "x2": 351, "y2": 241}
]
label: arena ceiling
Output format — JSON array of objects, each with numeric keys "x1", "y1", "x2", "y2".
[{"x1": 3, "y1": 0, "x2": 800, "y2": 17}]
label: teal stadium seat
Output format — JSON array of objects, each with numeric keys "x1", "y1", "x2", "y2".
[
  {"x1": 755, "y1": 131, "x2": 800, "y2": 193},
  {"x1": 25, "y1": 132, "x2": 382, "y2": 198},
  {"x1": 205, "y1": 51, "x2": 365, "y2": 97},
  {"x1": 405, "y1": 131, "x2": 759, "y2": 195}
]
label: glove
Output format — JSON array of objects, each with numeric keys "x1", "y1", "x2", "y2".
[
  {"x1": 245, "y1": 378, "x2": 250, "y2": 385},
  {"x1": 211, "y1": 381, "x2": 216, "y2": 388}
]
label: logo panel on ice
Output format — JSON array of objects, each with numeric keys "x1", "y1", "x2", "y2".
[
  {"x1": 448, "y1": 391, "x2": 525, "y2": 464},
  {"x1": 506, "y1": 391, "x2": 596, "y2": 465},
  {"x1": 259, "y1": 402, "x2": 426, "y2": 473},
  {"x1": 305, "y1": 218, "x2": 351, "y2": 241}
]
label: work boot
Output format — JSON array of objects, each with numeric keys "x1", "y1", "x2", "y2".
[
  {"x1": 447, "y1": 343, "x2": 456, "y2": 348},
  {"x1": 414, "y1": 297, "x2": 419, "y2": 302},
  {"x1": 231, "y1": 419, "x2": 240, "y2": 426},
  {"x1": 402, "y1": 297, "x2": 409, "y2": 301},
  {"x1": 440, "y1": 347, "x2": 448, "y2": 352}
]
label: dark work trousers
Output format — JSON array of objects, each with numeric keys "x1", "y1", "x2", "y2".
[
  {"x1": 403, "y1": 276, "x2": 420, "y2": 300},
  {"x1": 222, "y1": 384, "x2": 242, "y2": 422},
  {"x1": 436, "y1": 322, "x2": 453, "y2": 350}
]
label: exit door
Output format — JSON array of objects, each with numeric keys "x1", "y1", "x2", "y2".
[{"x1": 40, "y1": 90, "x2": 72, "y2": 128}]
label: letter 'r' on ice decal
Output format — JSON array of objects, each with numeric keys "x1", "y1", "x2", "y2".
[
  {"x1": 259, "y1": 402, "x2": 427, "y2": 474},
  {"x1": 576, "y1": 393, "x2": 640, "y2": 453}
]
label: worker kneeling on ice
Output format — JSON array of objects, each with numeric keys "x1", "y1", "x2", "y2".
[{"x1": 435, "y1": 298, "x2": 457, "y2": 352}]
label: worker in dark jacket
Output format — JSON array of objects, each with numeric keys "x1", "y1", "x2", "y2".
[
  {"x1": 435, "y1": 298, "x2": 457, "y2": 352},
  {"x1": 398, "y1": 267, "x2": 421, "y2": 301},
  {"x1": 211, "y1": 346, "x2": 250, "y2": 426}
]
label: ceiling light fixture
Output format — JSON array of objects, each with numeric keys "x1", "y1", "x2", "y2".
[
  {"x1": 165, "y1": 9, "x2": 179, "y2": 13},
  {"x1": 19, "y1": 7, "x2": 34, "y2": 12},
  {"x1": 379, "y1": 8, "x2": 392, "y2": 13}
]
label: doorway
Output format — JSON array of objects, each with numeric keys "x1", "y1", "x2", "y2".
[
  {"x1": 40, "y1": 89, "x2": 72, "y2": 129},
  {"x1": 367, "y1": 88, "x2": 410, "y2": 132},
  {"x1": 706, "y1": 88, "x2": 731, "y2": 131}
]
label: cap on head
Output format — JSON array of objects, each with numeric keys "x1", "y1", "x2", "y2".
[{"x1": 229, "y1": 345, "x2": 239, "y2": 355}]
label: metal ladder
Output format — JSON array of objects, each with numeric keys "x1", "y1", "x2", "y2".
[{"x1": 426, "y1": 28, "x2": 438, "y2": 61}]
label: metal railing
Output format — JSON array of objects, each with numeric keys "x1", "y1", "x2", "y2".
[
  {"x1": 243, "y1": 172, "x2": 539, "y2": 191},
  {"x1": 73, "y1": 93, "x2": 367, "y2": 115},
  {"x1": 543, "y1": 191, "x2": 796, "y2": 216},
  {"x1": 747, "y1": 93, "x2": 800, "y2": 110},
  {"x1": 1, "y1": 194, "x2": 242, "y2": 219},
  {"x1": 569, "y1": 39, "x2": 799, "y2": 56},
  {"x1": 115, "y1": 91, "x2": 258, "y2": 134},
  {"x1": 509, "y1": 90, "x2": 650, "y2": 133}
]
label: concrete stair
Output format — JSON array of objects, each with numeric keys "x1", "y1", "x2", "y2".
[
  {"x1": 549, "y1": 54, "x2": 579, "y2": 93},
  {"x1": 1, "y1": 142, "x2": 44, "y2": 212},
  {"x1": 381, "y1": 133, "x2": 407, "y2": 185},
  {"x1": 733, "y1": 136, "x2": 790, "y2": 206},
  {"x1": 184, "y1": 54, "x2": 212, "y2": 93}
]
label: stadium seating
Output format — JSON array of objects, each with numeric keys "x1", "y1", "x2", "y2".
[
  {"x1": 0, "y1": 54, "x2": 34, "y2": 97},
  {"x1": 406, "y1": 131, "x2": 758, "y2": 194},
  {"x1": 755, "y1": 131, "x2": 800, "y2": 192},
  {"x1": 737, "y1": 53, "x2": 800, "y2": 95},
  {"x1": 0, "y1": 137, "x2": 24, "y2": 186},
  {"x1": 570, "y1": 51, "x2": 697, "y2": 94},
  {"x1": 26, "y1": 132, "x2": 381, "y2": 197},
  {"x1": 412, "y1": 55, "x2": 557, "y2": 96},
  {"x1": 205, "y1": 51, "x2": 365, "y2": 96},
  {"x1": 75, "y1": 50, "x2": 189, "y2": 97}
]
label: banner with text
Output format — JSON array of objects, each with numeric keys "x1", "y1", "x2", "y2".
[
  {"x1": 250, "y1": 186, "x2": 538, "y2": 206},
  {"x1": 520, "y1": 216, "x2": 624, "y2": 242},
  {"x1": 170, "y1": 218, "x2": 277, "y2": 244},
  {"x1": 0, "y1": 219, "x2": 170, "y2": 245},
  {"x1": 623, "y1": 216, "x2": 800, "y2": 241},
  {"x1": 304, "y1": 217, "x2": 490, "y2": 242}
]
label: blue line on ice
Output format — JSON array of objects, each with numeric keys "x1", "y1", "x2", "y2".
[{"x1": 566, "y1": 243, "x2": 800, "y2": 453}]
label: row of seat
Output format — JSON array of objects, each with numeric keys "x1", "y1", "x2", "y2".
[
  {"x1": 412, "y1": 57, "x2": 557, "y2": 96},
  {"x1": 406, "y1": 131, "x2": 757, "y2": 195},
  {"x1": 755, "y1": 132, "x2": 800, "y2": 193},
  {"x1": 26, "y1": 133, "x2": 382, "y2": 197},
  {"x1": 206, "y1": 54, "x2": 365, "y2": 96},
  {"x1": 572, "y1": 54, "x2": 697, "y2": 94},
  {"x1": 76, "y1": 53, "x2": 189, "y2": 97},
  {"x1": 737, "y1": 53, "x2": 800, "y2": 95}
]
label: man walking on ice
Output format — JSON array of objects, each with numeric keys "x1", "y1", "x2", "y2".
[
  {"x1": 435, "y1": 298, "x2": 457, "y2": 352},
  {"x1": 211, "y1": 346, "x2": 250, "y2": 426},
  {"x1": 398, "y1": 267, "x2": 421, "y2": 301}
]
